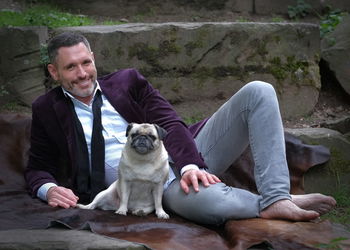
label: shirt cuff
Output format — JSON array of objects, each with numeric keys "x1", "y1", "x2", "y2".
[
  {"x1": 180, "y1": 164, "x2": 199, "y2": 176},
  {"x1": 37, "y1": 183, "x2": 57, "y2": 201}
]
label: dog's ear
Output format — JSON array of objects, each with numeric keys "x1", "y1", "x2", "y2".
[
  {"x1": 126, "y1": 123, "x2": 134, "y2": 137},
  {"x1": 154, "y1": 124, "x2": 167, "y2": 140}
]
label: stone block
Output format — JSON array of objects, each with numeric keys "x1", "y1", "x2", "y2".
[
  {"x1": 255, "y1": 0, "x2": 324, "y2": 15},
  {"x1": 321, "y1": 15, "x2": 350, "y2": 96},
  {"x1": 0, "y1": 26, "x2": 48, "y2": 106},
  {"x1": 228, "y1": 0, "x2": 254, "y2": 13},
  {"x1": 54, "y1": 22, "x2": 320, "y2": 119},
  {"x1": 255, "y1": 0, "x2": 298, "y2": 15},
  {"x1": 285, "y1": 128, "x2": 350, "y2": 194}
]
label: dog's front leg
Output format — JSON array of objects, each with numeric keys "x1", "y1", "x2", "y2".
[
  {"x1": 153, "y1": 183, "x2": 169, "y2": 219},
  {"x1": 115, "y1": 179, "x2": 130, "y2": 216}
]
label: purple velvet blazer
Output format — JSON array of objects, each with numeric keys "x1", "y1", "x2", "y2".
[{"x1": 25, "y1": 69, "x2": 208, "y2": 196}]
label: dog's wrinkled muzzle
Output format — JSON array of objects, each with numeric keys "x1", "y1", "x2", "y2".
[{"x1": 131, "y1": 135, "x2": 154, "y2": 154}]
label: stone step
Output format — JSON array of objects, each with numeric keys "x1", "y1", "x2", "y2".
[
  {"x1": 2, "y1": 22, "x2": 320, "y2": 119},
  {"x1": 58, "y1": 22, "x2": 320, "y2": 119}
]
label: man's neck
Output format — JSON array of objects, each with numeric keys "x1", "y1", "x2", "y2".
[{"x1": 74, "y1": 95, "x2": 94, "y2": 105}]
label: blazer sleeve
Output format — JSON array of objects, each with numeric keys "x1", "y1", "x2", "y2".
[
  {"x1": 128, "y1": 69, "x2": 207, "y2": 172},
  {"x1": 24, "y1": 100, "x2": 59, "y2": 197}
]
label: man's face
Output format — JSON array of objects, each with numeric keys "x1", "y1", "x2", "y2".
[{"x1": 48, "y1": 42, "x2": 97, "y2": 104}]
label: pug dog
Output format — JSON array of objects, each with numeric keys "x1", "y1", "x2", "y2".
[{"x1": 77, "y1": 123, "x2": 170, "y2": 219}]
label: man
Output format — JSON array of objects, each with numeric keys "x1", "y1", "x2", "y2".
[{"x1": 25, "y1": 32, "x2": 336, "y2": 225}]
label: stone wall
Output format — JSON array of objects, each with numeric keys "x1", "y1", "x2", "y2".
[
  {"x1": 0, "y1": 22, "x2": 321, "y2": 120},
  {"x1": 47, "y1": 0, "x2": 350, "y2": 18},
  {"x1": 56, "y1": 22, "x2": 321, "y2": 119},
  {"x1": 321, "y1": 15, "x2": 350, "y2": 96},
  {"x1": 0, "y1": 26, "x2": 48, "y2": 106}
]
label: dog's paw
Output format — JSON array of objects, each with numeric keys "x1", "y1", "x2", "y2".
[
  {"x1": 156, "y1": 210, "x2": 170, "y2": 219},
  {"x1": 115, "y1": 209, "x2": 127, "y2": 216}
]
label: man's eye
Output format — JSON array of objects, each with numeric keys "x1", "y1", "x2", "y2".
[{"x1": 67, "y1": 65, "x2": 75, "y2": 70}]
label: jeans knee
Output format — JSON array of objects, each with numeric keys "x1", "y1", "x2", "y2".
[
  {"x1": 246, "y1": 81, "x2": 275, "y2": 94},
  {"x1": 243, "y1": 81, "x2": 277, "y2": 102}
]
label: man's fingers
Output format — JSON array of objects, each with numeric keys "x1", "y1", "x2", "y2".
[
  {"x1": 48, "y1": 199, "x2": 70, "y2": 209},
  {"x1": 180, "y1": 169, "x2": 222, "y2": 194},
  {"x1": 48, "y1": 201, "x2": 58, "y2": 207},
  {"x1": 49, "y1": 194, "x2": 76, "y2": 208},
  {"x1": 47, "y1": 186, "x2": 78, "y2": 208},
  {"x1": 198, "y1": 172, "x2": 210, "y2": 187},
  {"x1": 190, "y1": 174, "x2": 200, "y2": 192},
  {"x1": 206, "y1": 173, "x2": 221, "y2": 184},
  {"x1": 180, "y1": 179, "x2": 190, "y2": 194},
  {"x1": 205, "y1": 174, "x2": 215, "y2": 185},
  {"x1": 213, "y1": 174, "x2": 221, "y2": 183},
  {"x1": 55, "y1": 187, "x2": 79, "y2": 202}
]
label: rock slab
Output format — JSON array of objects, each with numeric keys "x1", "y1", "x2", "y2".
[
  {"x1": 285, "y1": 128, "x2": 350, "y2": 194},
  {"x1": 55, "y1": 22, "x2": 321, "y2": 119},
  {"x1": 321, "y1": 14, "x2": 350, "y2": 96}
]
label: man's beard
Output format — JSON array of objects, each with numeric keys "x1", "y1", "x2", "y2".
[{"x1": 66, "y1": 79, "x2": 97, "y2": 99}]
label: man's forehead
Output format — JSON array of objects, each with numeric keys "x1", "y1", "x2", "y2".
[
  {"x1": 55, "y1": 43, "x2": 92, "y2": 64},
  {"x1": 57, "y1": 42, "x2": 89, "y2": 55}
]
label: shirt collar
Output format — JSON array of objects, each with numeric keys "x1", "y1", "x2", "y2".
[{"x1": 61, "y1": 80, "x2": 101, "y2": 105}]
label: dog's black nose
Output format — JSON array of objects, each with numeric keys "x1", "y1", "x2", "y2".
[{"x1": 137, "y1": 136, "x2": 148, "y2": 145}]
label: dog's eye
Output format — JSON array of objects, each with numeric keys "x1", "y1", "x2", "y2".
[{"x1": 131, "y1": 133, "x2": 137, "y2": 139}]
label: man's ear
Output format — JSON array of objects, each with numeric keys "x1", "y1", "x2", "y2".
[{"x1": 47, "y1": 63, "x2": 59, "y2": 81}]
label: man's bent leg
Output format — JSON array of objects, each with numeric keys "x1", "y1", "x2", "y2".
[
  {"x1": 194, "y1": 81, "x2": 291, "y2": 210},
  {"x1": 163, "y1": 180, "x2": 261, "y2": 225},
  {"x1": 192, "y1": 81, "x2": 335, "y2": 221}
]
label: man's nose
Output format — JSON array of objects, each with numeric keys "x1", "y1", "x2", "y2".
[{"x1": 76, "y1": 65, "x2": 87, "y2": 78}]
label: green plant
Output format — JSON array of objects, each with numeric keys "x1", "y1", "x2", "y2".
[
  {"x1": 271, "y1": 16, "x2": 285, "y2": 22},
  {"x1": 101, "y1": 19, "x2": 125, "y2": 25},
  {"x1": 322, "y1": 186, "x2": 350, "y2": 226},
  {"x1": 0, "y1": 4, "x2": 96, "y2": 28},
  {"x1": 236, "y1": 16, "x2": 250, "y2": 22},
  {"x1": 287, "y1": 0, "x2": 312, "y2": 19},
  {"x1": 320, "y1": 9, "x2": 348, "y2": 38},
  {"x1": 183, "y1": 113, "x2": 205, "y2": 125},
  {"x1": 39, "y1": 43, "x2": 49, "y2": 66}
]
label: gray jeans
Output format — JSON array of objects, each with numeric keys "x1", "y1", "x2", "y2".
[{"x1": 163, "y1": 81, "x2": 291, "y2": 225}]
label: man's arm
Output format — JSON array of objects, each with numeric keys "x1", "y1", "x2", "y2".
[
  {"x1": 24, "y1": 97, "x2": 79, "y2": 207},
  {"x1": 24, "y1": 105, "x2": 59, "y2": 197},
  {"x1": 125, "y1": 69, "x2": 221, "y2": 192},
  {"x1": 124, "y1": 69, "x2": 206, "y2": 170}
]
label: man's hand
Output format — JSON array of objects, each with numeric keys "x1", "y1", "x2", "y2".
[
  {"x1": 180, "y1": 169, "x2": 221, "y2": 194},
  {"x1": 47, "y1": 186, "x2": 79, "y2": 208}
]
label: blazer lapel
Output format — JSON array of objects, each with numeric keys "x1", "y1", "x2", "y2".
[
  {"x1": 100, "y1": 80, "x2": 143, "y2": 123},
  {"x1": 53, "y1": 92, "x2": 76, "y2": 166}
]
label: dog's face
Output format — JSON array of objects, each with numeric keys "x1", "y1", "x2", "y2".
[{"x1": 125, "y1": 123, "x2": 167, "y2": 155}]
